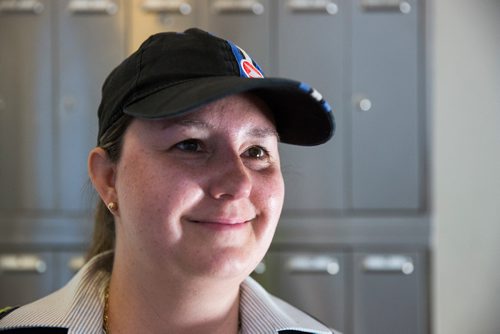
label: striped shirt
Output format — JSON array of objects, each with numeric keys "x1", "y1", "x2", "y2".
[{"x1": 0, "y1": 252, "x2": 338, "y2": 334}]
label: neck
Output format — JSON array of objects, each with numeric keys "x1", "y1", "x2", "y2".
[{"x1": 107, "y1": 257, "x2": 242, "y2": 334}]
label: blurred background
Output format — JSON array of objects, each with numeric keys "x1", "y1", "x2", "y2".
[{"x1": 0, "y1": 0, "x2": 498, "y2": 333}]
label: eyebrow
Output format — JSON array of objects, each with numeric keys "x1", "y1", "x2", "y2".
[
  {"x1": 247, "y1": 127, "x2": 280, "y2": 140},
  {"x1": 174, "y1": 119, "x2": 210, "y2": 129},
  {"x1": 167, "y1": 118, "x2": 280, "y2": 140}
]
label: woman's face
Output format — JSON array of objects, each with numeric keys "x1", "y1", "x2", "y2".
[{"x1": 113, "y1": 94, "x2": 284, "y2": 281}]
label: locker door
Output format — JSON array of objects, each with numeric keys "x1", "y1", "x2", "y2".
[
  {"x1": 204, "y1": 0, "x2": 271, "y2": 75},
  {"x1": 276, "y1": 0, "x2": 346, "y2": 213},
  {"x1": 353, "y1": 252, "x2": 427, "y2": 334},
  {"x1": 263, "y1": 251, "x2": 347, "y2": 332},
  {"x1": 56, "y1": 0, "x2": 126, "y2": 212},
  {"x1": 129, "y1": 0, "x2": 203, "y2": 54},
  {"x1": 0, "y1": 0, "x2": 55, "y2": 211},
  {"x1": 0, "y1": 252, "x2": 54, "y2": 306},
  {"x1": 350, "y1": 0, "x2": 422, "y2": 211}
]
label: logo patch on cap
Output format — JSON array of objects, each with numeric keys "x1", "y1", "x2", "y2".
[
  {"x1": 227, "y1": 39, "x2": 265, "y2": 78},
  {"x1": 241, "y1": 59, "x2": 264, "y2": 78}
]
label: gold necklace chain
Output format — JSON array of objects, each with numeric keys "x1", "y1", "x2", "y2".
[{"x1": 103, "y1": 284, "x2": 110, "y2": 333}]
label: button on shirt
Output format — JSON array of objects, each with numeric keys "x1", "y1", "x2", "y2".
[{"x1": 0, "y1": 252, "x2": 339, "y2": 334}]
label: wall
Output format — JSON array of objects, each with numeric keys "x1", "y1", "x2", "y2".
[{"x1": 431, "y1": 1, "x2": 500, "y2": 333}]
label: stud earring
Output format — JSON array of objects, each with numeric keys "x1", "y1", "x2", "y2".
[{"x1": 107, "y1": 202, "x2": 118, "y2": 211}]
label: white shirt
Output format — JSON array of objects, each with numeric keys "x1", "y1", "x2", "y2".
[{"x1": 0, "y1": 252, "x2": 339, "y2": 334}]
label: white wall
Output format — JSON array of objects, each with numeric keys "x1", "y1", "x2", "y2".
[{"x1": 431, "y1": 1, "x2": 500, "y2": 333}]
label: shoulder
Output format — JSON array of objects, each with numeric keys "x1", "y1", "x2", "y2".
[
  {"x1": 0, "y1": 252, "x2": 112, "y2": 333},
  {"x1": 0, "y1": 327, "x2": 67, "y2": 333},
  {"x1": 0, "y1": 306, "x2": 68, "y2": 333}
]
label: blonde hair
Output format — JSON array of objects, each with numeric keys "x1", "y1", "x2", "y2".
[{"x1": 86, "y1": 114, "x2": 133, "y2": 262}]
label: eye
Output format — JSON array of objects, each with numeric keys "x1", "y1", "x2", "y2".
[
  {"x1": 244, "y1": 146, "x2": 269, "y2": 159},
  {"x1": 175, "y1": 139, "x2": 203, "y2": 152}
]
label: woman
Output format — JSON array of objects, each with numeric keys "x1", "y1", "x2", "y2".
[{"x1": 0, "y1": 28, "x2": 337, "y2": 333}]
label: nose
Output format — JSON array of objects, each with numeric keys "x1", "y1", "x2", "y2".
[{"x1": 207, "y1": 154, "x2": 252, "y2": 200}]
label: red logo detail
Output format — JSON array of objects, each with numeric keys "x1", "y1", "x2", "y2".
[{"x1": 241, "y1": 60, "x2": 263, "y2": 78}]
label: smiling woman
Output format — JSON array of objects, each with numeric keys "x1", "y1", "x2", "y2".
[
  {"x1": 107, "y1": 94, "x2": 284, "y2": 285},
  {"x1": 0, "y1": 28, "x2": 337, "y2": 334}
]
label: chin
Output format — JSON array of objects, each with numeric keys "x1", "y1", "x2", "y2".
[{"x1": 193, "y1": 248, "x2": 261, "y2": 281}]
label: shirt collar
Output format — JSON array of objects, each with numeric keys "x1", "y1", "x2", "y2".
[
  {"x1": 240, "y1": 277, "x2": 333, "y2": 334},
  {"x1": 1, "y1": 252, "x2": 334, "y2": 334}
]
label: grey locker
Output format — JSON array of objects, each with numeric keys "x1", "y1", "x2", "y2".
[
  {"x1": 261, "y1": 251, "x2": 347, "y2": 332},
  {"x1": 353, "y1": 252, "x2": 427, "y2": 334},
  {"x1": 0, "y1": 3, "x2": 430, "y2": 332},
  {"x1": 128, "y1": 0, "x2": 203, "y2": 54},
  {"x1": 350, "y1": 0, "x2": 422, "y2": 211},
  {"x1": 0, "y1": 0, "x2": 55, "y2": 211},
  {"x1": 276, "y1": 0, "x2": 346, "y2": 213},
  {"x1": 56, "y1": 0, "x2": 126, "y2": 212},
  {"x1": 0, "y1": 251, "x2": 55, "y2": 306},
  {"x1": 204, "y1": 0, "x2": 272, "y2": 75}
]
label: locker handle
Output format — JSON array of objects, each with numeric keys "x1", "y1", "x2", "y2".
[
  {"x1": 0, "y1": 255, "x2": 47, "y2": 274},
  {"x1": 288, "y1": 0, "x2": 338, "y2": 15},
  {"x1": 353, "y1": 95, "x2": 372, "y2": 111},
  {"x1": 286, "y1": 256, "x2": 340, "y2": 275},
  {"x1": 362, "y1": 255, "x2": 414, "y2": 275},
  {"x1": 0, "y1": 0, "x2": 44, "y2": 14},
  {"x1": 212, "y1": 0, "x2": 264, "y2": 15},
  {"x1": 68, "y1": 0, "x2": 118, "y2": 15},
  {"x1": 361, "y1": 0, "x2": 411, "y2": 14},
  {"x1": 68, "y1": 255, "x2": 85, "y2": 273},
  {"x1": 142, "y1": 0, "x2": 192, "y2": 15},
  {"x1": 358, "y1": 98, "x2": 372, "y2": 111}
]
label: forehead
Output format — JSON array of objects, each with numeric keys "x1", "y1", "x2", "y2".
[
  {"x1": 182, "y1": 93, "x2": 275, "y2": 124},
  {"x1": 136, "y1": 93, "x2": 277, "y2": 134},
  {"x1": 125, "y1": 93, "x2": 280, "y2": 142}
]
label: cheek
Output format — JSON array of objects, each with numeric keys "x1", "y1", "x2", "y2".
[
  {"x1": 116, "y1": 152, "x2": 206, "y2": 226},
  {"x1": 116, "y1": 153, "x2": 167, "y2": 221},
  {"x1": 250, "y1": 173, "x2": 284, "y2": 267},
  {"x1": 255, "y1": 172, "x2": 285, "y2": 227},
  {"x1": 268, "y1": 172, "x2": 285, "y2": 210}
]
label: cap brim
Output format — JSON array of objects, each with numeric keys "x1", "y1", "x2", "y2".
[{"x1": 123, "y1": 76, "x2": 334, "y2": 146}]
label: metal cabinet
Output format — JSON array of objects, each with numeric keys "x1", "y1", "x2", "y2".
[
  {"x1": 0, "y1": 0, "x2": 55, "y2": 212},
  {"x1": 56, "y1": 0, "x2": 126, "y2": 212},
  {"x1": 276, "y1": 0, "x2": 424, "y2": 214},
  {"x1": 353, "y1": 251, "x2": 428, "y2": 334},
  {"x1": 350, "y1": 0, "x2": 422, "y2": 211},
  {"x1": 0, "y1": 0, "x2": 124, "y2": 304},
  {"x1": 0, "y1": 0, "x2": 126, "y2": 214},
  {"x1": 0, "y1": 251, "x2": 55, "y2": 306},
  {"x1": 0, "y1": 2, "x2": 429, "y2": 332},
  {"x1": 256, "y1": 249, "x2": 428, "y2": 334},
  {"x1": 128, "y1": 0, "x2": 203, "y2": 53},
  {"x1": 276, "y1": 0, "x2": 346, "y2": 214},
  {"x1": 261, "y1": 250, "x2": 348, "y2": 332}
]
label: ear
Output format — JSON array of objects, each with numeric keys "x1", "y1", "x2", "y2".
[{"x1": 88, "y1": 147, "x2": 117, "y2": 205}]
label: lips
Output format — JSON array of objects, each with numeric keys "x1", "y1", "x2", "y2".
[
  {"x1": 190, "y1": 218, "x2": 253, "y2": 225},
  {"x1": 186, "y1": 218, "x2": 252, "y2": 232}
]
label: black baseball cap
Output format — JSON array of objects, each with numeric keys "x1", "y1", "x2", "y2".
[{"x1": 97, "y1": 28, "x2": 334, "y2": 146}]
